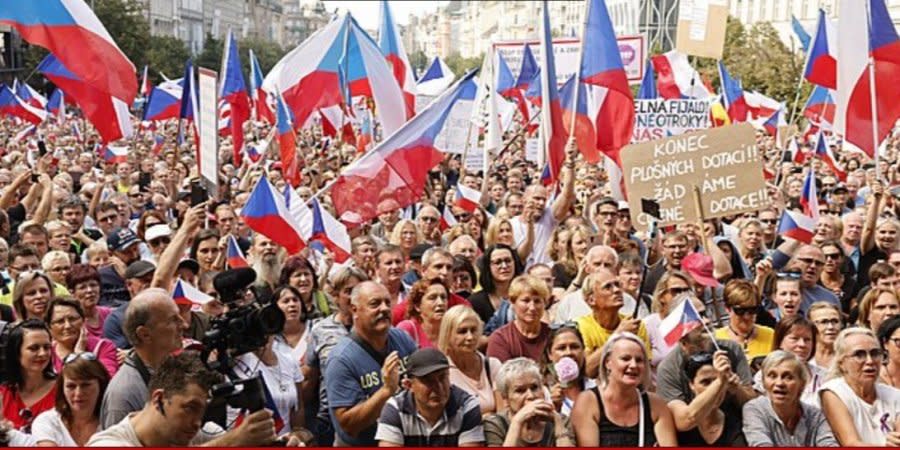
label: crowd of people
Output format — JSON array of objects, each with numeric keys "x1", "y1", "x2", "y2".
[{"x1": 0, "y1": 108, "x2": 899, "y2": 448}]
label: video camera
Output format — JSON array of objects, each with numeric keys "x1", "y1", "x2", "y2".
[{"x1": 201, "y1": 268, "x2": 286, "y2": 428}]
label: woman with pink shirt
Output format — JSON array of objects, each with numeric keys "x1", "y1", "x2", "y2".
[
  {"x1": 396, "y1": 278, "x2": 449, "y2": 349},
  {"x1": 65, "y1": 264, "x2": 110, "y2": 341}
]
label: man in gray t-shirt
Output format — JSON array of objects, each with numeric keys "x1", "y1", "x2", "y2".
[{"x1": 655, "y1": 297, "x2": 758, "y2": 434}]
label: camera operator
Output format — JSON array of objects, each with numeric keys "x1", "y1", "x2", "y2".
[
  {"x1": 88, "y1": 352, "x2": 283, "y2": 447},
  {"x1": 324, "y1": 281, "x2": 416, "y2": 446},
  {"x1": 100, "y1": 288, "x2": 188, "y2": 428}
]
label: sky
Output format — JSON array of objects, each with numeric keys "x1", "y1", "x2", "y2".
[{"x1": 320, "y1": 1, "x2": 448, "y2": 31}]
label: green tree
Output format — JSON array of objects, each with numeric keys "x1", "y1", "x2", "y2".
[
  {"x1": 410, "y1": 50, "x2": 429, "y2": 76},
  {"x1": 195, "y1": 33, "x2": 223, "y2": 72},
  {"x1": 445, "y1": 52, "x2": 482, "y2": 77},
  {"x1": 146, "y1": 36, "x2": 190, "y2": 83},
  {"x1": 240, "y1": 38, "x2": 286, "y2": 75}
]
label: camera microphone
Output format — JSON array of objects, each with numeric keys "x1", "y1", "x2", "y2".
[{"x1": 214, "y1": 268, "x2": 256, "y2": 304}]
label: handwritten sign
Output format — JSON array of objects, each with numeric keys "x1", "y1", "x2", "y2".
[
  {"x1": 676, "y1": 0, "x2": 728, "y2": 59},
  {"x1": 621, "y1": 123, "x2": 768, "y2": 230},
  {"x1": 632, "y1": 99, "x2": 710, "y2": 142}
]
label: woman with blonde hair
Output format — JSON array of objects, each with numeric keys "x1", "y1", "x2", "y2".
[
  {"x1": 439, "y1": 305, "x2": 502, "y2": 415},
  {"x1": 485, "y1": 217, "x2": 533, "y2": 263},
  {"x1": 857, "y1": 287, "x2": 900, "y2": 333},
  {"x1": 388, "y1": 219, "x2": 422, "y2": 259},
  {"x1": 45, "y1": 221, "x2": 72, "y2": 254},
  {"x1": 551, "y1": 224, "x2": 592, "y2": 289},
  {"x1": 820, "y1": 327, "x2": 900, "y2": 445},
  {"x1": 571, "y1": 332, "x2": 677, "y2": 446}
]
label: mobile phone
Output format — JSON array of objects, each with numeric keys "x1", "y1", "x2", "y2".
[
  {"x1": 190, "y1": 181, "x2": 208, "y2": 206},
  {"x1": 30, "y1": 173, "x2": 39, "y2": 183},
  {"x1": 138, "y1": 172, "x2": 151, "y2": 189},
  {"x1": 37, "y1": 140, "x2": 47, "y2": 157}
]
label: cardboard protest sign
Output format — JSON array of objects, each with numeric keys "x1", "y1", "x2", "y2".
[
  {"x1": 675, "y1": 0, "x2": 729, "y2": 59},
  {"x1": 621, "y1": 123, "x2": 768, "y2": 230},
  {"x1": 632, "y1": 99, "x2": 710, "y2": 142}
]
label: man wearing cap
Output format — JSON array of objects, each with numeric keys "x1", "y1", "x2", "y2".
[
  {"x1": 98, "y1": 227, "x2": 142, "y2": 307},
  {"x1": 103, "y1": 260, "x2": 156, "y2": 349},
  {"x1": 144, "y1": 224, "x2": 171, "y2": 262},
  {"x1": 375, "y1": 348, "x2": 484, "y2": 446},
  {"x1": 325, "y1": 281, "x2": 416, "y2": 446},
  {"x1": 829, "y1": 183, "x2": 852, "y2": 214},
  {"x1": 680, "y1": 252, "x2": 727, "y2": 325}
]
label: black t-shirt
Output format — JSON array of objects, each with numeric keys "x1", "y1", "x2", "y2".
[
  {"x1": 857, "y1": 247, "x2": 887, "y2": 287},
  {"x1": 468, "y1": 291, "x2": 495, "y2": 325},
  {"x1": 6, "y1": 203, "x2": 25, "y2": 244}
]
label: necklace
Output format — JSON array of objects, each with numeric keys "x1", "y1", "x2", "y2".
[{"x1": 728, "y1": 324, "x2": 754, "y2": 350}]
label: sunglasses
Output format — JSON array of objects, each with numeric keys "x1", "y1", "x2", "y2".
[
  {"x1": 731, "y1": 306, "x2": 758, "y2": 317},
  {"x1": 688, "y1": 352, "x2": 714, "y2": 365},
  {"x1": 63, "y1": 351, "x2": 97, "y2": 366},
  {"x1": 667, "y1": 286, "x2": 693, "y2": 296},
  {"x1": 550, "y1": 321, "x2": 578, "y2": 331}
]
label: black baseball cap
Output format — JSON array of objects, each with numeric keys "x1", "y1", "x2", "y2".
[
  {"x1": 405, "y1": 348, "x2": 450, "y2": 378},
  {"x1": 124, "y1": 260, "x2": 155, "y2": 279}
]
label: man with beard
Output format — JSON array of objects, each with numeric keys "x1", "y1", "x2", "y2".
[
  {"x1": 325, "y1": 281, "x2": 416, "y2": 446},
  {"x1": 250, "y1": 233, "x2": 284, "y2": 301},
  {"x1": 509, "y1": 141, "x2": 576, "y2": 267},
  {"x1": 641, "y1": 231, "x2": 690, "y2": 296}
]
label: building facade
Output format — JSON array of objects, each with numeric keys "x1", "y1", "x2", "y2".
[{"x1": 283, "y1": 0, "x2": 330, "y2": 47}]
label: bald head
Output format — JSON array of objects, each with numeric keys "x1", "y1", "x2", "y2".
[
  {"x1": 350, "y1": 280, "x2": 390, "y2": 307},
  {"x1": 449, "y1": 235, "x2": 478, "y2": 263},
  {"x1": 584, "y1": 268, "x2": 622, "y2": 309},
  {"x1": 523, "y1": 185, "x2": 549, "y2": 220},
  {"x1": 123, "y1": 288, "x2": 178, "y2": 348},
  {"x1": 585, "y1": 245, "x2": 618, "y2": 274}
]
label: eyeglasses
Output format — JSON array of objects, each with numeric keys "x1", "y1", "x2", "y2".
[
  {"x1": 824, "y1": 253, "x2": 843, "y2": 260},
  {"x1": 847, "y1": 348, "x2": 884, "y2": 362},
  {"x1": 63, "y1": 351, "x2": 97, "y2": 366},
  {"x1": 149, "y1": 237, "x2": 171, "y2": 247},
  {"x1": 667, "y1": 286, "x2": 693, "y2": 297},
  {"x1": 776, "y1": 272, "x2": 802, "y2": 280},
  {"x1": 797, "y1": 257, "x2": 825, "y2": 267},
  {"x1": 10, "y1": 263, "x2": 40, "y2": 272},
  {"x1": 814, "y1": 318, "x2": 841, "y2": 327},
  {"x1": 731, "y1": 306, "x2": 758, "y2": 316}
]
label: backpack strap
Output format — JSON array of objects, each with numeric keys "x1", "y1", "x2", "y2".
[{"x1": 483, "y1": 354, "x2": 492, "y2": 387}]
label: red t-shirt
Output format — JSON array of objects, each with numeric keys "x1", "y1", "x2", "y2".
[
  {"x1": 486, "y1": 321, "x2": 551, "y2": 363},
  {"x1": 0, "y1": 383, "x2": 57, "y2": 430},
  {"x1": 392, "y1": 293, "x2": 471, "y2": 325}
]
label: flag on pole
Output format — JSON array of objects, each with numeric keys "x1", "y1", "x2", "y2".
[
  {"x1": 659, "y1": 297, "x2": 705, "y2": 346},
  {"x1": 813, "y1": 131, "x2": 847, "y2": 180},
  {"x1": 804, "y1": 9, "x2": 837, "y2": 89},
  {"x1": 249, "y1": 49, "x2": 274, "y2": 123},
  {"x1": 172, "y1": 279, "x2": 214, "y2": 306},
  {"x1": 220, "y1": 30, "x2": 250, "y2": 167},
  {"x1": 792, "y1": 15, "x2": 812, "y2": 51},
  {"x1": 636, "y1": 61, "x2": 657, "y2": 100},
  {"x1": 378, "y1": 0, "x2": 416, "y2": 119},
  {"x1": 538, "y1": 0, "x2": 567, "y2": 185},
  {"x1": 226, "y1": 235, "x2": 249, "y2": 268},
  {"x1": 240, "y1": 177, "x2": 306, "y2": 254},
  {"x1": 275, "y1": 89, "x2": 300, "y2": 187},
  {"x1": 718, "y1": 61, "x2": 748, "y2": 122}
]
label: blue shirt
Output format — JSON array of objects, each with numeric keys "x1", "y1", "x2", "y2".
[
  {"x1": 325, "y1": 328, "x2": 416, "y2": 447},
  {"x1": 103, "y1": 303, "x2": 130, "y2": 349}
]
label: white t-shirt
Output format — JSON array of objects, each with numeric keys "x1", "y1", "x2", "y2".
[
  {"x1": 511, "y1": 206, "x2": 557, "y2": 267},
  {"x1": 820, "y1": 377, "x2": 900, "y2": 445},
  {"x1": 753, "y1": 362, "x2": 827, "y2": 406},
  {"x1": 87, "y1": 413, "x2": 224, "y2": 447},
  {"x1": 32, "y1": 409, "x2": 77, "y2": 446},
  {"x1": 229, "y1": 350, "x2": 303, "y2": 436}
]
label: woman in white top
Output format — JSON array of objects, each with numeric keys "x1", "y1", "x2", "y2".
[
  {"x1": 229, "y1": 334, "x2": 308, "y2": 440},
  {"x1": 272, "y1": 285, "x2": 310, "y2": 365},
  {"x1": 32, "y1": 352, "x2": 110, "y2": 446},
  {"x1": 643, "y1": 271, "x2": 695, "y2": 369},
  {"x1": 820, "y1": 327, "x2": 900, "y2": 445},
  {"x1": 439, "y1": 305, "x2": 502, "y2": 416}
]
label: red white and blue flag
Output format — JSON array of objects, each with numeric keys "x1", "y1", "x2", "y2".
[
  {"x1": 330, "y1": 71, "x2": 478, "y2": 226},
  {"x1": 37, "y1": 53, "x2": 131, "y2": 143},
  {"x1": 762, "y1": 107, "x2": 785, "y2": 136},
  {"x1": 813, "y1": 131, "x2": 846, "y2": 180},
  {"x1": 636, "y1": 62, "x2": 657, "y2": 100},
  {"x1": 178, "y1": 60, "x2": 199, "y2": 145},
  {"x1": 562, "y1": 0, "x2": 633, "y2": 165},
  {"x1": 226, "y1": 235, "x2": 249, "y2": 269},
  {"x1": 779, "y1": 168, "x2": 819, "y2": 243},
  {"x1": 249, "y1": 49, "x2": 274, "y2": 123},
  {"x1": 0, "y1": 1, "x2": 137, "y2": 103},
  {"x1": 151, "y1": 134, "x2": 165, "y2": 155},
  {"x1": 803, "y1": 86, "x2": 836, "y2": 127},
  {"x1": 220, "y1": 30, "x2": 251, "y2": 167},
  {"x1": 172, "y1": 279, "x2": 214, "y2": 306},
  {"x1": 516, "y1": 44, "x2": 539, "y2": 92},
  {"x1": 440, "y1": 206, "x2": 457, "y2": 231},
  {"x1": 101, "y1": 145, "x2": 128, "y2": 164},
  {"x1": 140, "y1": 65, "x2": 151, "y2": 99},
  {"x1": 804, "y1": 9, "x2": 837, "y2": 89},
  {"x1": 378, "y1": 0, "x2": 416, "y2": 119},
  {"x1": 46, "y1": 89, "x2": 65, "y2": 124},
  {"x1": 275, "y1": 90, "x2": 300, "y2": 187},
  {"x1": 836, "y1": 0, "x2": 900, "y2": 159},
  {"x1": 718, "y1": 61, "x2": 747, "y2": 122},
  {"x1": 264, "y1": 13, "x2": 406, "y2": 136},
  {"x1": 240, "y1": 177, "x2": 306, "y2": 254},
  {"x1": 0, "y1": 84, "x2": 47, "y2": 125},
  {"x1": 308, "y1": 197, "x2": 352, "y2": 263},
  {"x1": 15, "y1": 80, "x2": 47, "y2": 109},
  {"x1": 538, "y1": 0, "x2": 567, "y2": 184},
  {"x1": 142, "y1": 78, "x2": 183, "y2": 122},
  {"x1": 651, "y1": 50, "x2": 711, "y2": 99},
  {"x1": 454, "y1": 184, "x2": 481, "y2": 212},
  {"x1": 496, "y1": 52, "x2": 529, "y2": 123},
  {"x1": 356, "y1": 109, "x2": 373, "y2": 152},
  {"x1": 416, "y1": 57, "x2": 455, "y2": 97},
  {"x1": 660, "y1": 297, "x2": 705, "y2": 346}
]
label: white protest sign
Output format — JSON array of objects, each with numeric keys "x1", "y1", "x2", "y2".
[
  {"x1": 197, "y1": 67, "x2": 218, "y2": 196},
  {"x1": 435, "y1": 98, "x2": 474, "y2": 154},
  {"x1": 621, "y1": 123, "x2": 767, "y2": 230},
  {"x1": 525, "y1": 138, "x2": 540, "y2": 162},
  {"x1": 632, "y1": 99, "x2": 710, "y2": 143},
  {"x1": 495, "y1": 36, "x2": 646, "y2": 86}
]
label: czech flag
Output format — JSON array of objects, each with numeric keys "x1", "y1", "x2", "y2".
[
  {"x1": 787, "y1": 138, "x2": 808, "y2": 164},
  {"x1": 0, "y1": 1, "x2": 137, "y2": 104},
  {"x1": 564, "y1": 0, "x2": 634, "y2": 165},
  {"x1": 537, "y1": 0, "x2": 567, "y2": 184},
  {"x1": 799, "y1": 167, "x2": 820, "y2": 218},
  {"x1": 249, "y1": 49, "x2": 274, "y2": 123},
  {"x1": 101, "y1": 145, "x2": 128, "y2": 164},
  {"x1": 524, "y1": 68, "x2": 542, "y2": 107},
  {"x1": 245, "y1": 142, "x2": 263, "y2": 164},
  {"x1": 151, "y1": 134, "x2": 165, "y2": 155},
  {"x1": 792, "y1": 15, "x2": 812, "y2": 51},
  {"x1": 718, "y1": 61, "x2": 748, "y2": 122},
  {"x1": 762, "y1": 107, "x2": 785, "y2": 136},
  {"x1": 71, "y1": 123, "x2": 83, "y2": 142},
  {"x1": 0, "y1": 85, "x2": 47, "y2": 125},
  {"x1": 651, "y1": 50, "x2": 711, "y2": 99},
  {"x1": 15, "y1": 80, "x2": 47, "y2": 109},
  {"x1": 804, "y1": 9, "x2": 837, "y2": 89},
  {"x1": 220, "y1": 30, "x2": 251, "y2": 168},
  {"x1": 813, "y1": 131, "x2": 847, "y2": 180},
  {"x1": 378, "y1": 0, "x2": 416, "y2": 119},
  {"x1": 140, "y1": 65, "x2": 151, "y2": 99},
  {"x1": 417, "y1": 57, "x2": 455, "y2": 97},
  {"x1": 779, "y1": 169, "x2": 819, "y2": 243},
  {"x1": 240, "y1": 176, "x2": 306, "y2": 255},
  {"x1": 46, "y1": 89, "x2": 65, "y2": 123},
  {"x1": 329, "y1": 71, "x2": 478, "y2": 226},
  {"x1": 803, "y1": 86, "x2": 836, "y2": 126},
  {"x1": 835, "y1": 0, "x2": 900, "y2": 159},
  {"x1": 264, "y1": 13, "x2": 405, "y2": 136},
  {"x1": 275, "y1": 90, "x2": 300, "y2": 187},
  {"x1": 496, "y1": 52, "x2": 529, "y2": 123},
  {"x1": 659, "y1": 297, "x2": 705, "y2": 346},
  {"x1": 745, "y1": 90, "x2": 783, "y2": 120},
  {"x1": 308, "y1": 198, "x2": 352, "y2": 263},
  {"x1": 516, "y1": 44, "x2": 539, "y2": 92},
  {"x1": 172, "y1": 279, "x2": 214, "y2": 306},
  {"x1": 142, "y1": 78, "x2": 183, "y2": 122},
  {"x1": 439, "y1": 206, "x2": 457, "y2": 231},
  {"x1": 357, "y1": 110, "x2": 373, "y2": 152},
  {"x1": 37, "y1": 53, "x2": 132, "y2": 143},
  {"x1": 178, "y1": 59, "x2": 199, "y2": 145},
  {"x1": 454, "y1": 183, "x2": 481, "y2": 212},
  {"x1": 226, "y1": 235, "x2": 249, "y2": 269},
  {"x1": 636, "y1": 62, "x2": 657, "y2": 100}
]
